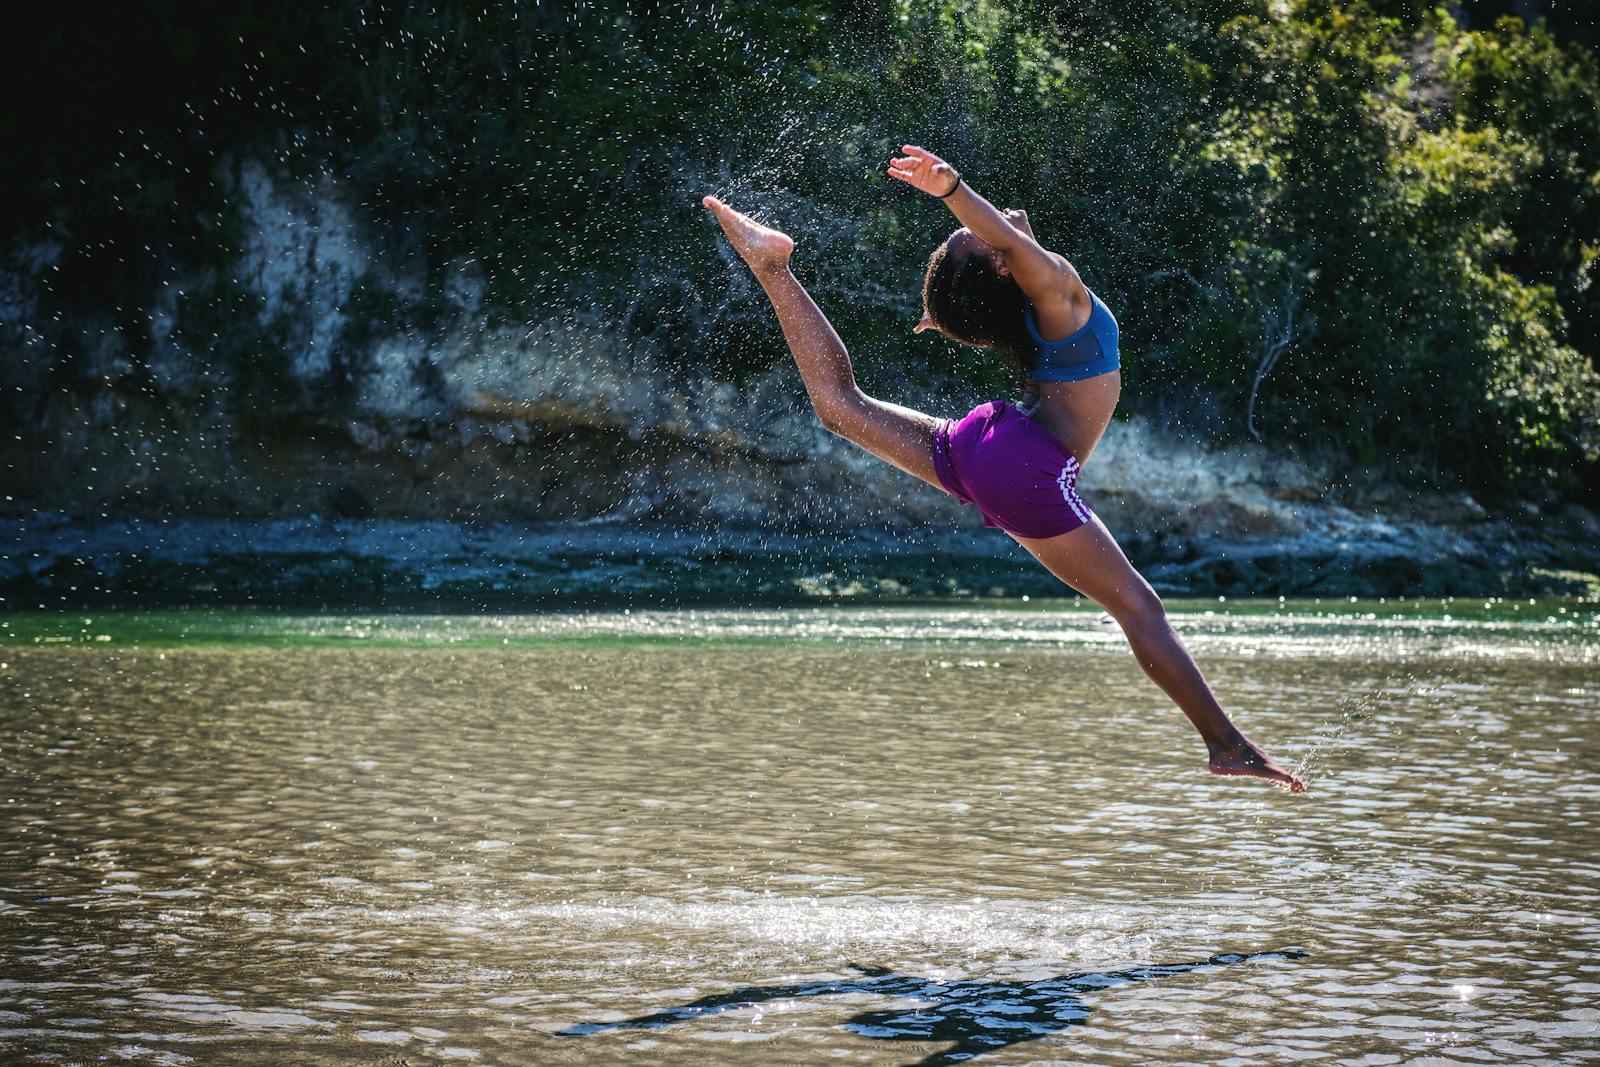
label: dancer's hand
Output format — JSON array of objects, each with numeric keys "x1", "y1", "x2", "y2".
[{"x1": 887, "y1": 145, "x2": 961, "y2": 198}]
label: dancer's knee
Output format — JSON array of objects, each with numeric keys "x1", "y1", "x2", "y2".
[{"x1": 1105, "y1": 577, "x2": 1165, "y2": 630}]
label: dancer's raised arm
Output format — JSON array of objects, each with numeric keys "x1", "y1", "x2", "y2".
[{"x1": 889, "y1": 145, "x2": 1088, "y2": 335}]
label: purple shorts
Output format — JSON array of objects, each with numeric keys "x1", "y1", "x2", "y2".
[{"x1": 931, "y1": 401, "x2": 1093, "y2": 539}]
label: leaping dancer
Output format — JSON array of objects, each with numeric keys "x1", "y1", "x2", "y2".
[{"x1": 703, "y1": 144, "x2": 1304, "y2": 792}]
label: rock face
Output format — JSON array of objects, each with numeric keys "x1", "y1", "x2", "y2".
[
  {"x1": 4, "y1": 157, "x2": 967, "y2": 529},
  {"x1": 3, "y1": 158, "x2": 1597, "y2": 601},
  {"x1": 235, "y1": 160, "x2": 374, "y2": 390}
]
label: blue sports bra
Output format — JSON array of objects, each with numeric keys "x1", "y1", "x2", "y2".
[{"x1": 1023, "y1": 287, "x2": 1120, "y2": 382}]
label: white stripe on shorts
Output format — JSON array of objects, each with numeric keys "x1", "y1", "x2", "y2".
[{"x1": 1055, "y1": 461, "x2": 1090, "y2": 523}]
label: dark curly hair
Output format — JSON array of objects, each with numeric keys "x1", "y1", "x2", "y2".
[{"x1": 921, "y1": 233, "x2": 1034, "y2": 383}]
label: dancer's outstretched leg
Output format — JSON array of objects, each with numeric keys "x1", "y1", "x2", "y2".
[
  {"x1": 1017, "y1": 519, "x2": 1306, "y2": 791},
  {"x1": 703, "y1": 196, "x2": 945, "y2": 486}
]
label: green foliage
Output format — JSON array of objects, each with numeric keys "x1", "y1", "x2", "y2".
[
  {"x1": 10, "y1": 0, "x2": 1599, "y2": 494},
  {"x1": 1450, "y1": 18, "x2": 1600, "y2": 351}
]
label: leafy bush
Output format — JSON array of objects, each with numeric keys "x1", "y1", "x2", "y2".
[{"x1": 6, "y1": 0, "x2": 1597, "y2": 496}]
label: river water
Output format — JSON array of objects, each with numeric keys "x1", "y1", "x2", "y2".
[{"x1": 2, "y1": 602, "x2": 1596, "y2": 1064}]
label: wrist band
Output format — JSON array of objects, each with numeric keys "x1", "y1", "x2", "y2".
[{"x1": 937, "y1": 172, "x2": 962, "y2": 199}]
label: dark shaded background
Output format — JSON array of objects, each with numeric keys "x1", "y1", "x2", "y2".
[{"x1": 2, "y1": 0, "x2": 1597, "y2": 519}]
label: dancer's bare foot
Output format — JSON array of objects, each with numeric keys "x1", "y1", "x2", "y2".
[
  {"x1": 1208, "y1": 737, "x2": 1307, "y2": 793},
  {"x1": 702, "y1": 196, "x2": 794, "y2": 275}
]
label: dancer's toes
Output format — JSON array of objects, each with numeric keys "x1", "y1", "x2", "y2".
[
  {"x1": 1208, "y1": 739, "x2": 1307, "y2": 793},
  {"x1": 702, "y1": 195, "x2": 794, "y2": 272}
]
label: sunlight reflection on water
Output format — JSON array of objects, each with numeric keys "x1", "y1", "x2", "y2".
[{"x1": 2, "y1": 607, "x2": 1596, "y2": 1063}]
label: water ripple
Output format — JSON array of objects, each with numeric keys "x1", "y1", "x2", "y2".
[{"x1": 1, "y1": 609, "x2": 1595, "y2": 1063}]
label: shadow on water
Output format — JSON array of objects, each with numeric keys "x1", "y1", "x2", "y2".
[{"x1": 559, "y1": 950, "x2": 1307, "y2": 1065}]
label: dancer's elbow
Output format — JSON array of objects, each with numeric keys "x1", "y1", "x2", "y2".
[
  {"x1": 809, "y1": 387, "x2": 863, "y2": 436},
  {"x1": 815, "y1": 405, "x2": 850, "y2": 437}
]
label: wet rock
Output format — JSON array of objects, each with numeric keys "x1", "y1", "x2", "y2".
[{"x1": 4, "y1": 508, "x2": 1597, "y2": 608}]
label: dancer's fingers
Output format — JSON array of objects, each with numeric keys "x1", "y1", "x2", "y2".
[{"x1": 887, "y1": 167, "x2": 914, "y2": 182}]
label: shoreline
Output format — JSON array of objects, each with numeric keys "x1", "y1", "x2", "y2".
[{"x1": 5, "y1": 513, "x2": 1598, "y2": 610}]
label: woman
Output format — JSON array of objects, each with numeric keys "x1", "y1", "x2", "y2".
[{"x1": 702, "y1": 144, "x2": 1305, "y2": 792}]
